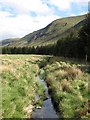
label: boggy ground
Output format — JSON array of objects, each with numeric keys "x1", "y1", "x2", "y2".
[
  {"x1": 1, "y1": 55, "x2": 47, "y2": 118},
  {"x1": 0, "y1": 55, "x2": 90, "y2": 119},
  {"x1": 40, "y1": 56, "x2": 90, "y2": 119}
]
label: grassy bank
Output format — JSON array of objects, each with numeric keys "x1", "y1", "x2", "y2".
[
  {"x1": 42, "y1": 57, "x2": 90, "y2": 119},
  {"x1": 1, "y1": 55, "x2": 47, "y2": 118},
  {"x1": 1, "y1": 55, "x2": 89, "y2": 118}
]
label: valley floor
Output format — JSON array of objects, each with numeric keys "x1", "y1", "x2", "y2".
[{"x1": 0, "y1": 55, "x2": 90, "y2": 119}]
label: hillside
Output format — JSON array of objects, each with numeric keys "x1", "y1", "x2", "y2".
[
  {"x1": 0, "y1": 38, "x2": 20, "y2": 46},
  {"x1": 1, "y1": 14, "x2": 86, "y2": 47}
]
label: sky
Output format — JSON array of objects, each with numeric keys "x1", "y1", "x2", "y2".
[{"x1": 0, "y1": 0, "x2": 89, "y2": 40}]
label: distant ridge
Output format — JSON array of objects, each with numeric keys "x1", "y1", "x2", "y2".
[
  {"x1": 0, "y1": 38, "x2": 20, "y2": 46},
  {"x1": 0, "y1": 14, "x2": 86, "y2": 47}
]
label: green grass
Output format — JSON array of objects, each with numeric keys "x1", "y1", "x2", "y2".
[
  {"x1": 43, "y1": 56, "x2": 89, "y2": 118},
  {"x1": 1, "y1": 55, "x2": 90, "y2": 118},
  {"x1": 1, "y1": 55, "x2": 47, "y2": 118}
]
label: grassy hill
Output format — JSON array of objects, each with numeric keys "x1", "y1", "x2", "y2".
[
  {"x1": 0, "y1": 38, "x2": 20, "y2": 46},
  {"x1": 1, "y1": 14, "x2": 86, "y2": 47}
]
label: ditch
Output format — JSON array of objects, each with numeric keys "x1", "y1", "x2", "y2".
[{"x1": 32, "y1": 75, "x2": 59, "y2": 119}]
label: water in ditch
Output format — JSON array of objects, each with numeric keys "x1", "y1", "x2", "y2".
[{"x1": 32, "y1": 75, "x2": 59, "y2": 119}]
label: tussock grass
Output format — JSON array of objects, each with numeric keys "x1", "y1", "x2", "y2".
[
  {"x1": 1, "y1": 55, "x2": 46, "y2": 118},
  {"x1": 44, "y1": 56, "x2": 89, "y2": 118},
  {"x1": 61, "y1": 79, "x2": 72, "y2": 93},
  {"x1": 66, "y1": 67, "x2": 83, "y2": 79},
  {"x1": 1, "y1": 55, "x2": 89, "y2": 118}
]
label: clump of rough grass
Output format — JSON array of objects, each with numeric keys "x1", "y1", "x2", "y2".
[
  {"x1": 46, "y1": 74, "x2": 53, "y2": 85},
  {"x1": 61, "y1": 79, "x2": 72, "y2": 93},
  {"x1": 66, "y1": 67, "x2": 83, "y2": 79},
  {"x1": 54, "y1": 70, "x2": 67, "y2": 79}
]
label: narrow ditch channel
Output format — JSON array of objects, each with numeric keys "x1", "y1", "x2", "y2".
[{"x1": 32, "y1": 75, "x2": 59, "y2": 119}]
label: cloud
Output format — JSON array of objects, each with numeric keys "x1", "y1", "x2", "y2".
[
  {"x1": 73, "y1": 0, "x2": 89, "y2": 3},
  {"x1": 0, "y1": 11, "x2": 11, "y2": 18},
  {"x1": 0, "y1": 11, "x2": 59, "y2": 40},
  {"x1": 46, "y1": 0, "x2": 88, "y2": 11},
  {"x1": 48, "y1": 0, "x2": 71, "y2": 11},
  {"x1": 0, "y1": 0, "x2": 53, "y2": 15}
]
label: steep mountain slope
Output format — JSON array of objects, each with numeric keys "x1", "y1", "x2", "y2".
[{"x1": 1, "y1": 14, "x2": 86, "y2": 47}]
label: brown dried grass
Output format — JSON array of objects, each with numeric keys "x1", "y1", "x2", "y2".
[
  {"x1": 66, "y1": 67, "x2": 83, "y2": 79},
  {"x1": 61, "y1": 79, "x2": 72, "y2": 93}
]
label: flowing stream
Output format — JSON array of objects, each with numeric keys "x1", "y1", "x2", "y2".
[{"x1": 32, "y1": 75, "x2": 59, "y2": 119}]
